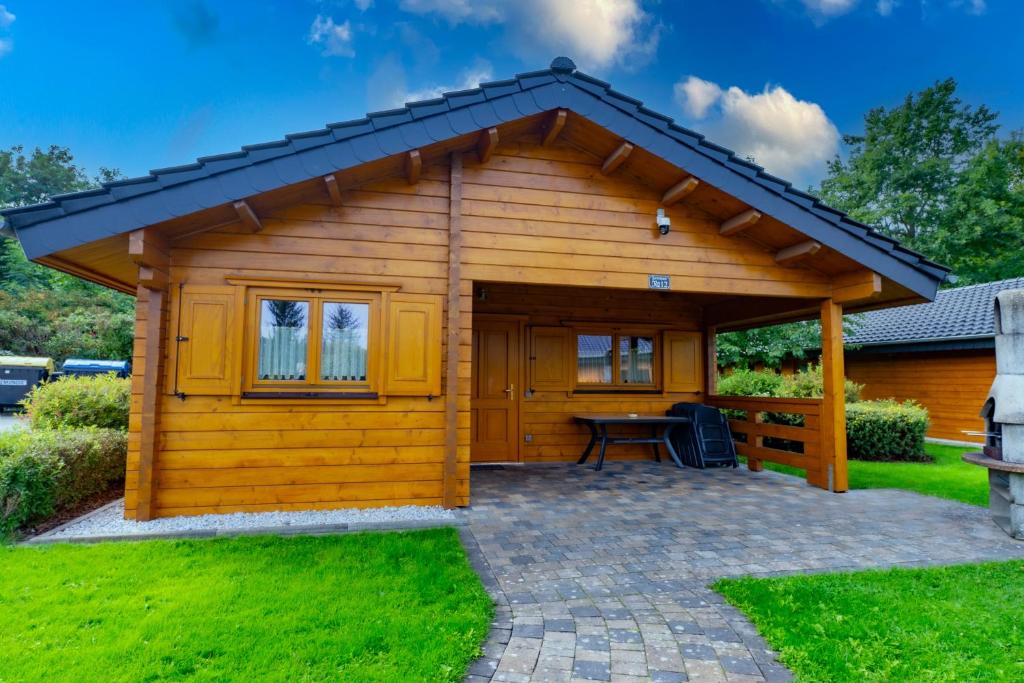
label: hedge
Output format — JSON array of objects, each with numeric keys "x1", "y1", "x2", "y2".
[
  {"x1": 21, "y1": 374, "x2": 130, "y2": 431},
  {"x1": 846, "y1": 400, "x2": 929, "y2": 461},
  {"x1": 0, "y1": 428, "x2": 127, "y2": 538}
]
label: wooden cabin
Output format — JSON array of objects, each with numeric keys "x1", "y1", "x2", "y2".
[{"x1": 0, "y1": 57, "x2": 947, "y2": 519}]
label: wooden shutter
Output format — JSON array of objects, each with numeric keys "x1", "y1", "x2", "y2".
[
  {"x1": 529, "y1": 326, "x2": 572, "y2": 392},
  {"x1": 384, "y1": 294, "x2": 442, "y2": 396},
  {"x1": 663, "y1": 331, "x2": 702, "y2": 393},
  {"x1": 170, "y1": 286, "x2": 239, "y2": 396}
]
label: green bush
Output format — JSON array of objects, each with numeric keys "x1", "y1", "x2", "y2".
[
  {"x1": 21, "y1": 374, "x2": 130, "y2": 431},
  {"x1": 0, "y1": 428, "x2": 127, "y2": 537},
  {"x1": 786, "y1": 364, "x2": 863, "y2": 404},
  {"x1": 717, "y1": 368, "x2": 788, "y2": 397},
  {"x1": 846, "y1": 400, "x2": 929, "y2": 461}
]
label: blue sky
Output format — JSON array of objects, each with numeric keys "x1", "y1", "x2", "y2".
[{"x1": 1, "y1": 0, "x2": 1021, "y2": 189}]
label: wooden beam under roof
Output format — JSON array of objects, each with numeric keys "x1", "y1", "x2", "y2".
[
  {"x1": 661, "y1": 176, "x2": 699, "y2": 206},
  {"x1": 774, "y1": 240, "x2": 821, "y2": 266},
  {"x1": 405, "y1": 149, "x2": 422, "y2": 185},
  {"x1": 541, "y1": 109, "x2": 568, "y2": 147},
  {"x1": 477, "y1": 127, "x2": 499, "y2": 164},
  {"x1": 128, "y1": 228, "x2": 169, "y2": 270},
  {"x1": 601, "y1": 142, "x2": 634, "y2": 175},
  {"x1": 719, "y1": 209, "x2": 762, "y2": 237},
  {"x1": 233, "y1": 200, "x2": 263, "y2": 233},
  {"x1": 323, "y1": 174, "x2": 344, "y2": 207}
]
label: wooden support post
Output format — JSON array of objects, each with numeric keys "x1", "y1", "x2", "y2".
[
  {"x1": 541, "y1": 109, "x2": 567, "y2": 147},
  {"x1": 774, "y1": 239, "x2": 821, "y2": 266},
  {"x1": 443, "y1": 153, "x2": 463, "y2": 509},
  {"x1": 405, "y1": 149, "x2": 422, "y2": 185},
  {"x1": 820, "y1": 298, "x2": 849, "y2": 492},
  {"x1": 601, "y1": 142, "x2": 634, "y2": 175},
  {"x1": 233, "y1": 200, "x2": 263, "y2": 233},
  {"x1": 702, "y1": 325, "x2": 717, "y2": 397},
  {"x1": 661, "y1": 176, "x2": 699, "y2": 206},
  {"x1": 720, "y1": 209, "x2": 762, "y2": 236},
  {"x1": 476, "y1": 127, "x2": 499, "y2": 164},
  {"x1": 748, "y1": 411, "x2": 765, "y2": 472},
  {"x1": 323, "y1": 174, "x2": 344, "y2": 207}
]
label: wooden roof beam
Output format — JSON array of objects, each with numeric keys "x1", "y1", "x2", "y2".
[
  {"x1": 601, "y1": 142, "x2": 634, "y2": 175},
  {"x1": 775, "y1": 240, "x2": 821, "y2": 266},
  {"x1": 477, "y1": 127, "x2": 499, "y2": 164},
  {"x1": 541, "y1": 109, "x2": 568, "y2": 147},
  {"x1": 128, "y1": 228, "x2": 169, "y2": 270},
  {"x1": 233, "y1": 200, "x2": 263, "y2": 233},
  {"x1": 323, "y1": 174, "x2": 343, "y2": 207},
  {"x1": 720, "y1": 209, "x2": 762, "y2": 236},
  {"x1": 661, "y1": 176, "x2": 699, "y2": 206},
  {"x1": 405, "y1": 149, "x2": 422, "y2": 185}
]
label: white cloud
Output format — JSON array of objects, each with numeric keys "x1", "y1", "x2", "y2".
[
  {"x1": 354, "y1": 0, "x2": 374, "y2": 9},
  {"x1": 403, "y1": 58, "x2": 494, "y2": 104},
  {"x1": 674, "y1": 76, "x2": 722, "y2": 119},
  {"x1": 876, "y1": 0, "x2": 896, "y2": 14},
  {"x1": 800, "y1": 0, "x2": 858, "y2": 15},
  {"x1": 398, "y1": 0, "x2": 659, "y2": 70},
  {"x1": 0, "y1": 5, "x2": 14, "y2": 29},
  {"x1": 0, "y1": 37, "x2": 10, "y2": 58},
  {"x1": 676, "y1": 77, "x2": 839, "y2": 183},
  {"x1": 308, "y1": 15, "x2": 355, "y2": 57}
]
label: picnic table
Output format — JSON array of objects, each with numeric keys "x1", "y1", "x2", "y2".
[{"x1": 573, "y1": 414, "x2": 691, "y2": 471}]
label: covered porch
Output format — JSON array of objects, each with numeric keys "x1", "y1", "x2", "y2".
[{"x1": 466, "y1": 280, "x2": 858, "y2": 492}]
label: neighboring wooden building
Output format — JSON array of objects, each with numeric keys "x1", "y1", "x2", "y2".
[
  {"x1": 0, "y1": 58, "x2": 946, "y2": 519},
  {"x1": 843, "y1": 278, "x2": 1023, "y2": 443}
]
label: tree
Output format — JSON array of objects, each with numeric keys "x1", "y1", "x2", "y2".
[
  {"x1": 326, "y1": 305, "x2": 359, "y2": 331},
  {"x1": 817, "y1": 79, "x2": 1024, "y2": 284},
  {"x1": 716, "y1": 317, "x2": 863, "y2": 370},
  {"x1": 266, "y1": 300, "x2": 306, "y2": 328}
]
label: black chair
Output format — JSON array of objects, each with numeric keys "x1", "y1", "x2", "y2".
[{"x1": 666, "y1": 403, "x2": 739, "y2": 469}]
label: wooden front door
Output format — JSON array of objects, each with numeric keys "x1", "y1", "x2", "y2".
[{"x1": 471, "y1": 319, "x2": 519, "y2": 462}]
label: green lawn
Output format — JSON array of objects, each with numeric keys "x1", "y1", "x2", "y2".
[
  {"x1": 757, "y1": 442, "x2": 988, "y2": 506},
  {"x1": 714, "y1": 560, "x2": 1024, "y2": 682},
  {"x1": 0, "y1": 529, "x2": 492, "y2": 682}
]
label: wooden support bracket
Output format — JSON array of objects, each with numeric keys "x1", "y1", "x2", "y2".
[
  {"x1": 233, "y1": 200, "x2": 263, "y2": 233},
  {"x1": 601, "y1": 142, "x2": 634, "y2": 175},
  {"x1": 323, "y1": 174, "x2": 344, "y2": 207},
  {"x1": 832, "y1": 269, "x2": 883, "y2": 304},
  {"x1": 128, "y1": 228, "x2": 169, "y2": 270},
  {"x1": 405, "y1": 149, "x2": 422, "y2": 185},
  {"x1": 661, "y1": 176, "x2": 699, "y2": 206},
  {"x1": 774, "y1": 239, "x2": 821, "y2": 266},
  {"x1": 720, "y1": 209, "x2": 762, "y2": 236},
  {"x1": 477, "y1": 127, "x2": 499, "y2": 164},
  {"x1": 541, "y1": 109, "x2": 568, "y2": 147}
]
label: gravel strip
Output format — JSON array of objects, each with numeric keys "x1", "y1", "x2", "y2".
[{"x1": 32, "y1": 499, "x2": 459, "y2": 542}]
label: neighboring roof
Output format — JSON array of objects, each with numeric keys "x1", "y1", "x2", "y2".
[
  {"x1": 0, "y1": 56, "x2": 948, "y2": 298},
  {"x1": 847, "y1": 277, "x2": 1024, "y2": 347}
]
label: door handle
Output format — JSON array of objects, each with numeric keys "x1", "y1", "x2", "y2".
[{"x1": 504, "y1": 384, "x2": 515, "y2": 399}]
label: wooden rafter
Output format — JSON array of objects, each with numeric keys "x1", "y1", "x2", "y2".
[
  {"x1": 774, "y1": 240, "x2": 821, "y2": 266},
  {"x1": 323, "y1": 174, "x2": 344, "y2": 207},
  {"x1": 661, "y1": 176, "x2": 699, "y2": 206},
  {"x1": 233, "y1": 200, "x2": 263, "y2": 233},
  {"x1": 720, "y1": 209, "x2": 762, "y2": 237},
  {"x1": 541, "y1": 109, "x2": 568, "y2": 147},
  {"x1": 405, "y1": 149, "x2": 422, "y2": 185},
  {"x1": 601, "y1": 142, "x2": 634, "y2": 175},
  {"x1": 128, "y1": 229, "x2": 169, "y2": 270},
  {"x1": 477, "y1": 127, "x2": 499, "y2": 164}
]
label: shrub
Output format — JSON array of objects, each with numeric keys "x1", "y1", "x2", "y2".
[
  {"x1": 786, "y1": 364, "x2": 863, "y2": 404},
  {"x1": 717, "y1": 368, "x2": 788, "y2": 397},
  {"x1": 21, "y1": 374, "x2": 130, "y2": 431},
  {"x1": 0, "y1": 428, "x2": 127, "y2": 537},
  {"x1": 846, "y1": 400, "x2": 929, "y2": 461}
]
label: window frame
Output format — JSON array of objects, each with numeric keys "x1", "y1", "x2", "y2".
[
  {"x1": 243, "y1": 286, "x2": 382, "y2": 396},
  {"x1": 572, "y1": 327, "x2": 661, "y2": 392}
]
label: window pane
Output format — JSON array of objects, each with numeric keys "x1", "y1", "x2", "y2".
[
  {"x1": 258, "y1": 300, "x2": 309, "y2": 380},
  {"x1": 619, "y1": 336, "x2": 654, "y2": 384},
  {"x1": 321, "y1": 302, "x2": 369, "y2": 382},
  {"x1": 577, "y1": 334, "x2": 612, "y2": 384}
]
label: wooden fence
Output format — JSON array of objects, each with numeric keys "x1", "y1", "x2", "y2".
[{"x1": 706, "y1": 395, "x2": 829, "y2": 489}]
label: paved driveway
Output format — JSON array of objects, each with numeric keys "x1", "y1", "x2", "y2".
[{"x1": 460, "y1": 462, "x2": 1024, "y2": 683}]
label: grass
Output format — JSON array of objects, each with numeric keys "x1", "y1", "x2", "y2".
[
  {"x1": 714, "y1": 560, "x2": 1024, "y2": 682},
  {"x1": 755, "y1": 442, "x2": 988, "y2": 506},
  {"x1": 0, "y1": 529, "x2": 492, "y2": 682}
]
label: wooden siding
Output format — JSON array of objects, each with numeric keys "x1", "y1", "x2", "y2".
[{"x1": 845, "y1": 349, "x2": 994, "y2": 443}]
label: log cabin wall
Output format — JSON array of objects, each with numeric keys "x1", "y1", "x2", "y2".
[
  {"x1": 124, "y1": 137, "x2": 843, "y2": 518},
  {"x1": 845, "y1": 349, "x2": 994, "y2": 443}
]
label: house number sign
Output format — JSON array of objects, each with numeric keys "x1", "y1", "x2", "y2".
[{"x1": 648, "y1": 274, "x2": 671, "y2": 290}]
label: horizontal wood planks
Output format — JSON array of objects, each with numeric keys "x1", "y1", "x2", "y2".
[{"x1": 846, "y1": 350, "x2": 993, "y2": 443}]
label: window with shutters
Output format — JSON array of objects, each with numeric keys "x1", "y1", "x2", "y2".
[{"x1": 574, "y1": 329, "x2": 659, "y2": 391}]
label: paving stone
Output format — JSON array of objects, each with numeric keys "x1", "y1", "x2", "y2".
[
  {"x1": 572, "y1": 660, "x2": 612, "y2": 681},
  {"x1": 544, "y1": 619, "x2": 576, "y2": 633},
  {"x1": 650, "y1": 672, "x2": 689, "y2": 683}
]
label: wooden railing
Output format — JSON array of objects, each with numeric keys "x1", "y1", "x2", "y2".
[{"x1": 706, "y1": 395, "x2": 829, "y2": 489}]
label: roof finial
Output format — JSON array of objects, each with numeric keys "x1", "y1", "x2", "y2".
[{"x1": 550, "y1": 56, "x2": 576, "y2": 73}]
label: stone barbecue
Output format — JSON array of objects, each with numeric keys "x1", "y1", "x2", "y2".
[{"x1": 965, "y1": 289, "x2": 1024, "y2": 539}]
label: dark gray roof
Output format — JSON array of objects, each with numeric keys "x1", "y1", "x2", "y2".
[
  {"x1": 0, "y1": 57, "x2": 947, "y2": 298},
  {"x1": 847, "y1": 277, "x2": 1024, "y2": 346}
]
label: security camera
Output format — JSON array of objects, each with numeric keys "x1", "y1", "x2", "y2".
[{"x1": 656, "y1": 208, "x2": 671, "y2": 235}]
